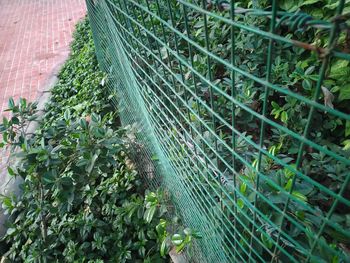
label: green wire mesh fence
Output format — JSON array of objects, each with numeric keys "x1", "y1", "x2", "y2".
[{"x1": 86, "y1": 0, "x2": 350, "y2": 262}]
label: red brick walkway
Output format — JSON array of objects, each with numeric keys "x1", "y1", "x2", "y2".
[{"x1": 0, "y1": 0, "x2": 86, "y2": 115}]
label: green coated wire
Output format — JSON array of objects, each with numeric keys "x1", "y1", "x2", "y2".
[
  {"x1": 86, "y1": 0, "x2": 350, "y2": 262},
  {"x1": 108, "y1": 4, "x2": 350, "y2": 204},
  {"x1": 131, "y1": 49, "x2": 320, "y2": 261},
  {"x1": 126, "y1": 0, "x2": 350, "y2": 121},
  {"x1": 304, "y1": 0, "x2": 347, "y2": 260},
  {"x1": 229, "y1": 0, "x2": 238, "y2": 261},
  {"x1": 100, "y1": 2, "x2": 227, "y2": 260},
  {"x1": 117, "y1": 34, "x2": 336, "y2": 260},
  {"x1": 110, "y1": 0, "x2": 350, "y2": 166},
  {"x1": 112, "y1": 13, "x2": 350, "y2": 238},
  {"x1": 249, "y1": 0, "x2": 277, "y2": 261},
  {"x1": 271, "y1": 1, "x2": 346, "y2": 260},
  {"x1": 136, "y1": 71, "x2": 278, "y2": 262},
  {"x1": 177, "y1": 0, "x2": 350, "y2": 61}
]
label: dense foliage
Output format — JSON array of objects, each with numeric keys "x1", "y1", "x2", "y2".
[
  {"x1": 0, "y1": 19, "x2": 200, "y2": 262},
  {"x1": 109, "y1": 0, "x2": 350, "y2": 262}
]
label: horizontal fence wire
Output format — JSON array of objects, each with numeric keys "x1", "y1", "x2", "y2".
[{"x1": 86, "y1": 0, "x2": 350, "y2": 262}]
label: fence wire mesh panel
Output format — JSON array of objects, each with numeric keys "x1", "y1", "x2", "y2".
[{"x1": 85, "y1": 0, "x2": 350, "y2": 262}]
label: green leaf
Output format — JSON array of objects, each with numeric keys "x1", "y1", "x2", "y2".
[
  {"x1": 80, "y1": 118, "x2": 88, "y2": 129},
  {"x1": 300, "y1": 0, "x2": 322, "y2": 6},
  {"x1": 60, "y1": 177, "x2": 73, "y2": 186},
  {"x1": 139, "y1": 246, "x2": 146, "y2": 258},
  {"x1": 191, "y1": 230, "x2": 203, "y2": 239},
  {"x1": 292, "y1": 191, "x2": 308, "y2": 203},
  {"x1": 8, "y1": 97, "x2": 15, "y2": 109},
  {"x1": 332, "y1": 256, "x2": 339, "y2": 263},
  {"x1": 171, "y1": 234, "x2": 183, "y2": 246},
  {"x1": 2, "y1": 131, "x2": 8, "y2": 143},
  {"x1": 6, "y1": 228, "x2": 16, "y2": 236},
  {"x1": 7, "y1": 166, "x2": 15, "y2": 176},
  {"x1": 240, "y1": 182, "x2": 247, "y2": 194},
  {"x1": 11, "y1": 116, "x2": 19, "y2": 125},
  {"x1": 86, "y1": 152, "x2": 99, "y2": 174},
  {"x1": 156, "y1": 219, "x2": 167, "y2": 237},
  {"x1": 342, "y1": 140, "x2": 350, "y2": 151},
  {"x1": 175, "y1": 241, "x2": 186, "y2": 253},
  {"x1": 279, "y1": 0, "x2": 298, "y2": 11},
  {"x1": 145, "y1": 192, "x2": 157, "y2": 203},
  {"x1": 237, "y1": 198, "x2": 244, "y2": 209},
  {"x1": 330, "y1": 60, "x2": 349, "y2": 80},
  {"x1": 284, "y1": 179, "x2": 293, "y2": 191},
  {"x1": 42, "y1": 170, "x2": 56, "y2": 185},
  {"x1": 281, "y1": 111, "x2": 288, "y2": 124},
  {"x1": 271, "y1": 101, "x2": 280, "y2": 109},
  {"x1": 160, "y1": 238, "x2": 167, "y2": 257},
  {"x1": 260, "y1": 233, "x2": 273, "y2": 249},
  {"x1": 64, "y1": 109, "x2": 71, "y2": 121},
  {"x1": 91, "y1": 113, "x2": 100, "y2": 123},
  {"x1": 1, "y1": 196, "x2": 13, "y2": 210},
  {"x1": 283, "y1": 165, "x2": 296, "y2": 179},
  {"x1": 302, "y1": 79, "x2": 312, "y2": 90},
  {"x1": 19, "y1": 98, "x2": 27, "y2": 109},
  {"x1": 151, "y1": 155, "x2": 159, "y2": 161},
  {"x1": 76, "y1": 158, "x2": 89, "y2": 167},
  {"x1": 339, "y1": 84, "x2": 350, "y2": 101},
  {"x1": 296, "y1": 211, "x2": 305, "y2": 221},
  {"x1": 2, "y1": 116, "x2": 9, "y2": 128},
  {"x1": 144, "y1": 206, "x2": 156, "y2": 223},
  {"x1": 92, "y1": 127, "x2": 105, "y2": 138},
  {"x1": 305, "y1": 66, "x2": 315, "y2": 75},
  {"x1": 345, "y1": 121, "x2": 350, "y2": 137}
]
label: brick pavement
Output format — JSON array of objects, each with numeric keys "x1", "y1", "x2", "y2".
[{"x1": 0, "y1": 0, "x2": 86, "y2": 115}]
